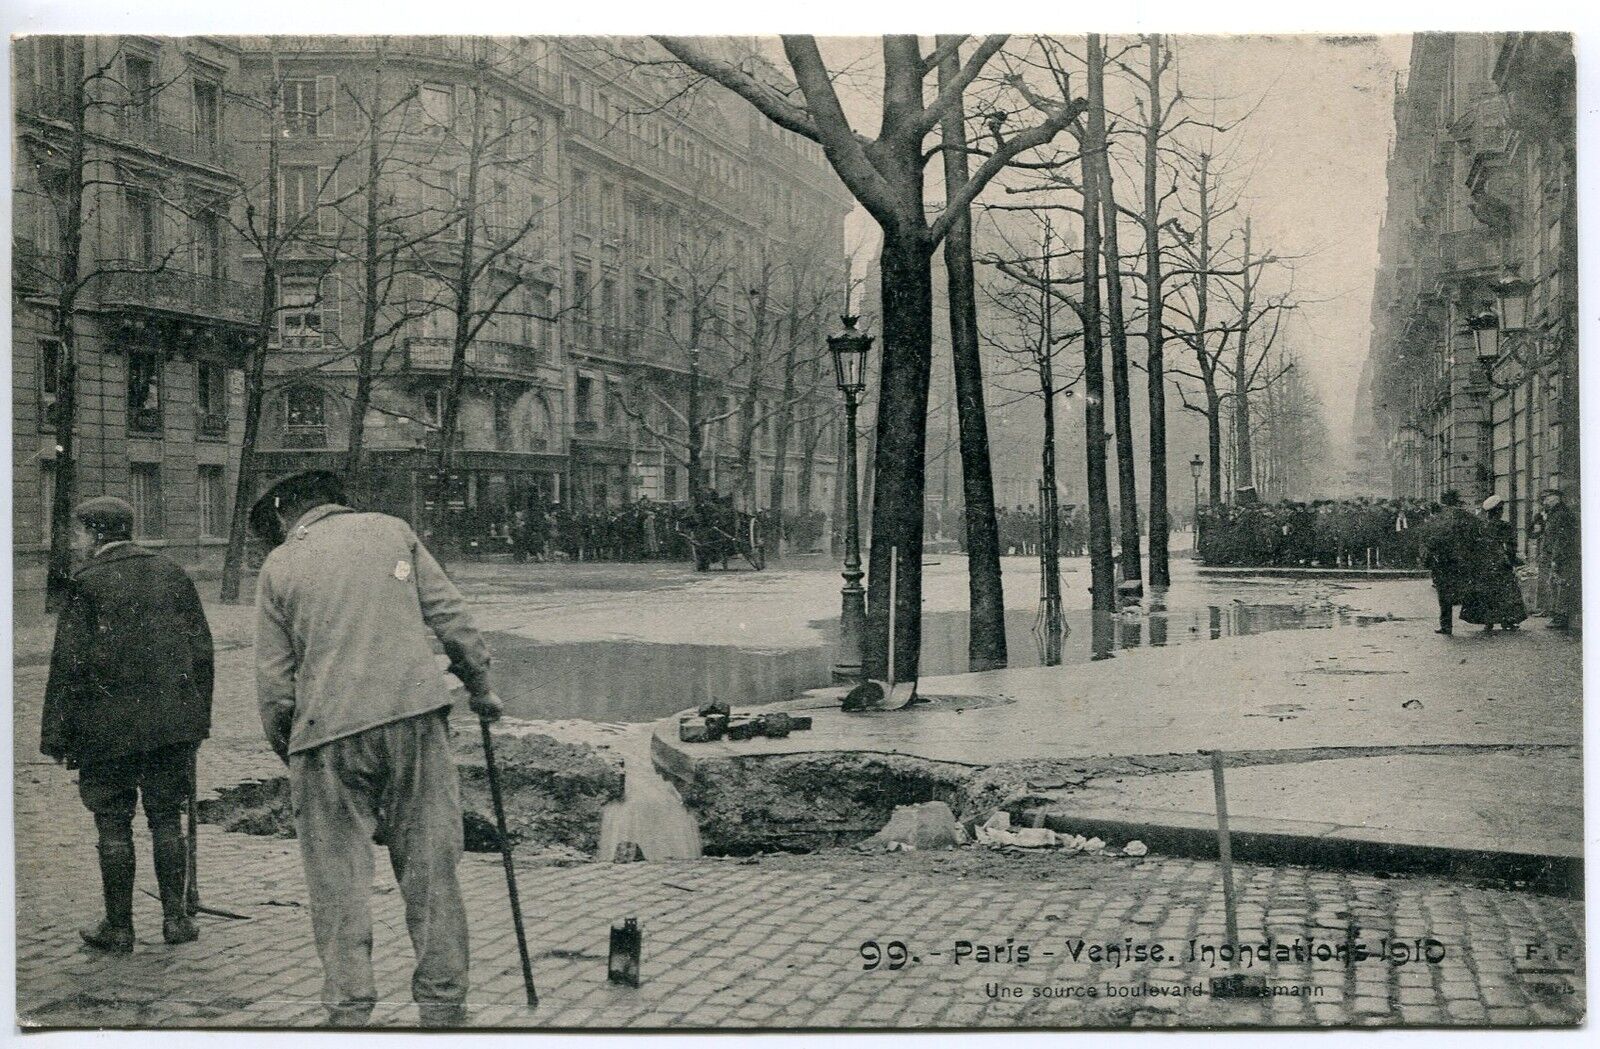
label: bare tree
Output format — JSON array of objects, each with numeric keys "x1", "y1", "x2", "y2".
[
  {"x1": 937, "y1": 34, "x2": 1009, "y2": 671},
  {"x1": 214, "y1": 47, "x2": 361, "y2": 601},
  {"x1": 401, "y1": 43, "x2": 554, "y2": 542},
  {"x1": 15, "y1": 39, "x2": 204, "y2": 607},
  {"x1": 653, "y1": 35, "x2": 1087, "y2": 681}
]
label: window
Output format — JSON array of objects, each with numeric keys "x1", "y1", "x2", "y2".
[
  {"x1": 196, "y1": 362, "x2": 228, "y2": 436},
  {"x1": 38, "y1": 338, "x2": 61, "y2": 429},
  {"x1": 573, "y1": 171, "x2": 592, "y2": 230},
  {"x1": 284, "y1": 78, "x2": 318, "y2": 136},
  {"x1": 575, "y1": 375, "x2": 594, "y2": 424},
  {"x1": 282, "y1": 386, "x2": 327, "y2": 447},
  {"x1": 127, "y1": 350, "x2": 162, "y2": 433},
  {"x1": 633, "y1": 288, "x2": 653, "y2": 334},
  {"x1": 282, "y1": 166, "x2": 319, "y2": 228},
  {"x1": 600, "y1": 277, "x2": 619, "y2": 331},
  {"x1": 124, "y1": 55, "x2": 154, "y2": 128},
  {"x1": 192, "y1": 208, "x2": 222, "y2": 279},
  {"x1": 198, "y1": 465, "x2": 227, "y2": 538},
  {"x1": 193, "y1": 79, "x2": 221, "y2": 144},
  {"x1": 130, "y1": 464, "x2": 164, "y2": 539},
  {"x1": 605, "y1": 381, "x2": 623, "y2": 426},
  {"x1": 279, "y1": 279, "x2": 323, "y2": 348},
  {"x1": 126, "y1": 188, "x2": 157, "y2": 264},
  {"x1": 420, "y1": 388, "x2": 444, "y2": 428},
  {"x1": 493, "y1": 389, "x2": 513, "y2": 450},
  {"x1": 418, "y1": 83, "x2": 452, "y2": 130}
]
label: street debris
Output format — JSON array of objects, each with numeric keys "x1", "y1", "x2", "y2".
[
  {"x1": 678, "y1": 703, "x2": 812, "y2": 743},
  {"x1": 865, "y1": 801, "x2": 963, "y2": 851},
  {"x1": 1123, "y1": 840, "x2": 1149, "y2": 857},
  {"x1": 1402, "y1": 699, "x2": 1423, "y2": 709}
]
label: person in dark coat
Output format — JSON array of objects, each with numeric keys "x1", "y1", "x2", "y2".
[
  {"x1": 41, "y1": 496, "x2": 214, "y2": 952},
  {"x1": 1460, "y1": 495, "x2": 1528, "y2": 631},
  {"x1": 1418, "y1": 490, "x2": 1478, "y2": 635},
  {"x1": 1531, "y1": 488, "x2": 1580, "y2": 629}
]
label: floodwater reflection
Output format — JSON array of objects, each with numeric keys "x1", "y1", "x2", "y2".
[{"x1": 488, "y1": 602, "x2": 1389, "y2": 724}]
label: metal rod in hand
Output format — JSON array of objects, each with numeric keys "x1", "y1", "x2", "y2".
[
  {"x1": 186, "y1": 749, "x2": 201, "y2": 916},
  {"x1": 1210, "y1": 750, "x2": 1241, "y2": 966},
  {"x1": 480, "y1": 718, "x2": 539, "y2": 1009}
]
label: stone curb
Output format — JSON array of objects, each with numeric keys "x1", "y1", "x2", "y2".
[{"x1": 1035, "y1": 807, "x2": 1582, "y2": 898}]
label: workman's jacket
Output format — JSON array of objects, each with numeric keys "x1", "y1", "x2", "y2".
[
  {"x1": 255, "y1": 505, "x2": 492, "y2": 757},
  {"x1": 42, "y1": 544, "x2": 214, "y2": 766}
]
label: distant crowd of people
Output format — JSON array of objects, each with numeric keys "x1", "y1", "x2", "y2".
[
  {"x1": 925, "y1": 504, "x2": 1093, "y2": 557},
  {"x1": 1195, "y1": 490, "x2": 1580, "y2": 633},
  {"x1": 468, "y1": 498, "x2": 828, "y2": 564},
  {"x1": 1198, "y1": 497, "x2": 1436, "y2": 568}
]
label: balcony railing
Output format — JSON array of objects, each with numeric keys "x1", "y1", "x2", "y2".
[
  {"x1": 1438, "y1": 228, "x2": 1497, "y2": 277},
  {"x1": 117, "y1": 115, "x2": 231, "y2": 170},
  {"x1": 283, "y1": 425, "x2": 328, "y2": 449},
  {"x1": 404, "y1": 336, "x2": 541, "y2": 378},
  {"x1": 129, "y1": 406, "x2": 163, "y2": 435},
  {"x1": 94, "y1": 265, "x2": 257, "y2": 324},
  {"x1": 196, "y1": 411, "x2": 228, "y2": 438}
]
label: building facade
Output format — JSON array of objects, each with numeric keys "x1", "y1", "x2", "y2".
[
  {"x1": 12, "y1": 36, "x2": 252, "y2": 609},
  {"x1": 239, "y1": 36, "x2": 851, "y2": 544},
  {"x1": 13, "y1": 36, "x2": 852, "y2": 601},
  {"x1": 1363, "y1": 32, "x2": 1577, "y2": 551}
]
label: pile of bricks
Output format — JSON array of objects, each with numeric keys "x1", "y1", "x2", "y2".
[{"x1": 678, "y1": 702, "x2": 813, "y2": 743}]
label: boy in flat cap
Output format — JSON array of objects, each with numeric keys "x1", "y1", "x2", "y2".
[
  {"x1": 251, "y1": 471, "x2": 499, "y2": 1027},
  {"x1": 41, "y1": 496, "x2": 215, "y2": 952}
]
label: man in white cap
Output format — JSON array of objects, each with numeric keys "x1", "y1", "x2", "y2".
[{"x1": 252, "y1": 470, "x2": 501, "y2": 1027}]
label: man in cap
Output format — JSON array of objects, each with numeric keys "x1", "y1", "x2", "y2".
[
  {"x1": 252, "y1": 470, "x2": 501, "y2": 1027},
  {"x1": 41, "y1": 496, "x2": 214, "y2": 952}
]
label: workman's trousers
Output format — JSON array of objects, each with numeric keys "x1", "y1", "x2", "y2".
[{"x1": 289, "y1": 710, "x2": 467, "y2": 1025}]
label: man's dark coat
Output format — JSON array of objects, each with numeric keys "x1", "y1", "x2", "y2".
[{"x1": 41, "y1": 544, "x2": 214, "y2": 766}]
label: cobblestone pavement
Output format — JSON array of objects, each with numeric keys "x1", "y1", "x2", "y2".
[{"x1": 13, "y1": 798, "x2": 1585, "y2": 1029}]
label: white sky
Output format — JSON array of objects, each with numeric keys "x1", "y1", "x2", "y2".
[{"x1": 811, "y1": 34, "x2": 1413, "y2": 445}]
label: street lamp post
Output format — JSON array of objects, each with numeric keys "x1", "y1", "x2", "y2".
[
  {"x1": 829, "y1": 315, "x2": 872, "y2": 682},
  {"x1": 1189, "y1": 454, "x2": 1204, "y2": 553}
]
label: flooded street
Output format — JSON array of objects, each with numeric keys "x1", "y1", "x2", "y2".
[{"x1": 488, "y1": 599, "x2": 1393, "y2": 724}]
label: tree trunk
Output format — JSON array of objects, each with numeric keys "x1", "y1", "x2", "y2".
[
  {"x1": 45, "y1": 39, "x2": 87, "y2": 611},
  {"x1": 345, "y1": 51, "x2": 386, "y2": 492},
  {"x1": 735, "y1": 278, "x2": 771, "y2": 509},
  {"x1": 864, "y1": 226, "x2": 936, "y2": 682},
  {"x1": 434, "y1": 75, "x2": 486, "y2": 543},
  {"x1": 1207, "y1": 390, "x2": 1224, "y2": 506},
  {"x1": 767, "y1": 311, "x2": 801, "y2": 546},
  {"x1": 938, "y1": 36, "x2": 1007, "y2": 672},
  {"x1": 1233, "y1": 217, "x2": 1256, "y2": 493},
  {"x1": 1143, "y1": 34, "x2": 1171, "y2": 588},
  {"x1": 221, "y1": 67, "x2": 282, "y2": 603},
  {"x1": 1094, "y1": 127, "x2": 1142, "y2": 586},
  {"x1": 1081, "y1": 36, "x2": 1117, "y2": 612}
]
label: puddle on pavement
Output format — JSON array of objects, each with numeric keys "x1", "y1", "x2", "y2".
[{"x1": 486, "y1": 603, "x2": 1391, "y2": 724}]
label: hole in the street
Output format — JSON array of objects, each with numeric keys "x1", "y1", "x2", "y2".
[{"x1": 486, "y1": 604, "x2": 1389, "y2": 723}]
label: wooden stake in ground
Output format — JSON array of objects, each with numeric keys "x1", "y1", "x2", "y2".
[{"x1": 1208, "y1": 749, "x2": 1265, "y2": 997}]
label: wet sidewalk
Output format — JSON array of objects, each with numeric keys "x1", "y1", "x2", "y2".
[{"x1": 651, "y1": 586, "x2": 1582, "y2": 878}]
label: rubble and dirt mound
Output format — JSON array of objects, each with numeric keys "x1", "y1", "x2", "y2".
[
  {"x1": 677, "y1": 751, "x2": 977, "y2": 855},
  {"x1": 196, "y1": 719, "x2": 624, "y2": 855},
  {"x1": 453, "y1": 722, "x2": 624, "y2": 853}
]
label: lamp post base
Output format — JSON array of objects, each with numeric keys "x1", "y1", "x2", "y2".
[{"x1": 832, "y1": 580, "x2": 867, "y2": 683}]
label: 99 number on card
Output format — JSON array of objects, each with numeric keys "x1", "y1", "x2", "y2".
[{"x1": 861, "y1": 940, "x2": 911, "y2": 970}]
